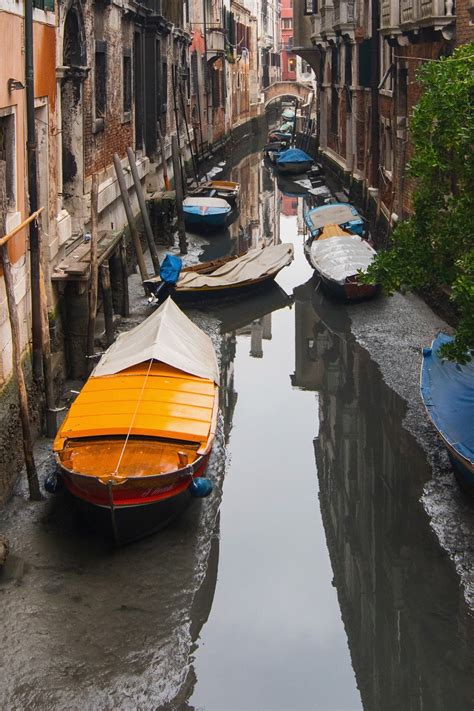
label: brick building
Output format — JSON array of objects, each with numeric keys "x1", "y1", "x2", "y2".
[
  {"x1": 293, "y1": 0, "x2": 474, "y2": 229},
  {"x1": 281, "y1": 0, "x2": 297, "y2": 81}
]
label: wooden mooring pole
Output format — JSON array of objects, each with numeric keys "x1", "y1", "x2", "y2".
[
  {"x1": 113, "y1": 154, "x2": 148, "y2": 287},
  {"x1": 100, "y1": 263, "x2": 115, "y2": 347},
  {"x1": 157, "y1": 124, "x2": 171, "y2": 192},
  {"x1": 0, "y1": 160, "x2": 41, "y2": 500},
  {"x1": 126, "y1": 147, "x2": 160, "y2": 275},
  {"x1": 171, "y1": 135, "x2": 188, "y2": 255},
  {"x1": 87, "y1": 173, "x2": 99, "y2": 371}
]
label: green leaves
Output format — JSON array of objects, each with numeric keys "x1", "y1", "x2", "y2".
[{"x1": 367, "y1": 43, "x2": 474, "y2": 362}]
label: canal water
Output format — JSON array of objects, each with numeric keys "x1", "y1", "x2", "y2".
[{"x1": 1, "y1": 147, "x2": 473, "y2": 710}]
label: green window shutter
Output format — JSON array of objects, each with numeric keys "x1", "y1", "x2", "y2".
[{"x1": 44, "y1": 0, "x2": 54, "y2": 10}]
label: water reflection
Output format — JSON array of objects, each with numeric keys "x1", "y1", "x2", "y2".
[{"x1": 294, "y1": 285, "x2": 474, "y2": 711}]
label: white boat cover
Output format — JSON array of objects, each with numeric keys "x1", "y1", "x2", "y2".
[
  {"x1": 93, "y1": 297, "x2": 219, "y2": 384},
  {"x1": 307, "y1": 205, "x2": 358, "y2": 230},
  {"x1": 310, "y1": 235, "x2": 376, "y2": 285},
  {"x1": 177, "y1": 243, "x2": 294, "y2": 291},
  {"x1": 183, "y1": 196, "x2": 230, "y2": 210}
]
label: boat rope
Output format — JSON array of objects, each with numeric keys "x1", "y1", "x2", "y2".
[{"x1": 112, "y1": 357, "x2": 154, "y2": 477}]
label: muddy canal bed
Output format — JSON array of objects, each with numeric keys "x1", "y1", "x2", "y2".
[{"x1": 1, "y1": 148, "x2": 474, "y2": 710}]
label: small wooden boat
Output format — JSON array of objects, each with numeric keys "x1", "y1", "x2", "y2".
[
  {"x1": 53, "y1": 298, "x2": 219, "y2": 544},
  {"x1": 190, "y1": 180, "x2": 240, "y2": 209},
  {"x1": 421, "y1": 334, "x2": 474, "y2": 495},
  {"x1": 304, "y1": 202, "x2": 365, "y2": 238},
  {"x1": 183, "y1": 196, "x2": 233, "y2": 230},
  {"x1": 268, "y1": 129, "x2": 292, "y2": 144},
  {"x1": 276, "y1": 148, "x2": 313, "y2": 175},
  {"x1": 144, "y1": 243, "x2": 294, "y2": 304},
  {"x1": 304, "y1": 223, "x2": 379, "y2": 301}
]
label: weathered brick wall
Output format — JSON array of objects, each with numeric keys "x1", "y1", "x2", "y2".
[
  {"x1": 83, "y1": 5, "x2": 134, "y2": 177},
  {"x1": 456, "y1": 0, "x2": 474, "y2": 46}
]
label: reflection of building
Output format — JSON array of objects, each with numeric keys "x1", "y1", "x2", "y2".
[
  {"x1": 281, "y1": 194, "x2": 298, "y2": 217},
  {"x1": 292, "y1": 285, "x2": 474, "y2": 711},
  {"x1": 229, "y1": 150, "x2": 281, "y2": 248},
  {"x1": 237, "y1": 314, "x2": 272, "y2": 358}
]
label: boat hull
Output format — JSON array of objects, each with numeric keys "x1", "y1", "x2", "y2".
[
  {"x1": 319, "y1": 274, "x2": 380, "y2": 302},
  {"x1": 183, "y1": 210, "x2": 230, "y2": 229},
  {"x1": 449, "y1": 450, "x2": 474, "y2": 498},
  {"x1": 59, "y1": 453, "x2": 211, "y2": 545},
  {"x1": 277, "y1": 161, "x2": 313, "y2": 175}
]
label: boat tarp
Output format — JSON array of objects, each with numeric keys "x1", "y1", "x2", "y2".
[
  {"x1": 93, "y1": 297, "x2": 219, "y2": 384},
  {"x1": 183, "y1": 196, "x2": 230, "y2": 210},
  {"x1": 176, "y1": 243, "x2": 294, "y2": 291},
  {"x1": 305, "y1": 204, "x2": 359, "y2": 230},
  {"x1": 160, "y1": 254, "x2": 182, "y2": 285},
  {"x1": 282, "y1": 109, "x2": 296, "y2": 120},
  {"x1": 276, "y1": 148, "x2": 312, "y2": 165},
  {"x1": 421, "y1": 333, "x2": 474, "y2": 465},
  {"x1": 310, "y1": 235, "x2": 376, "y2": 284}
]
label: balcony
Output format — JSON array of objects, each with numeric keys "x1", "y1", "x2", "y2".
[
  {"x1": 320, "y1": 1, "x2": 336, "y2": 42},
  {"x1": 333, "y1": 0, "x2": 355, "y2": 36},
  {"x1": 399, "y1": 0, "x2": 455, "y2": 35},
  {"x1": 380, "y1": 0, "x2": 400, "y2": 32}
]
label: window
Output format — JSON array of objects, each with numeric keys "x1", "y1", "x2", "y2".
[
  {"x1": 287, "y1": 36, "x2": 294, "y2": 49},
  {"x1": 331, "y1": 46, "x2": 339, "y2": 85},
  {"x1": 0, "y1": 112, "x2": 16, "y2": 211},
  {"x1": 304, "y1": 0, "x2": 318, "y2": 14},
  {"x1": 161, "y1": 61, "x2": 168, "y2": 116},
  {"x1": 94, "y1": 40, "x2": 107, "y2": 126},
  {"x1": 288, "y1": 57, "x2": 296, "y2": 73},
  {"x1": 33, "y1": 0, "x2": 54, "y2": 10},
  {"x1": 191, "y1": 51, "x2": 198, "y2": 96},
  {"x1": 380, "y1": 39, "x2": 393, "y2": 94},
  {"x1": 282, "y1": 18, "x2": 293, "y2": 29},
  {"x1": 122, "y1": 48, "x2": 132, "y2": 119},
  {"x1": 331, "y1": 87, "x2": 338, "y2": 135},
  {"x1": 381, "y1": 121, "x2": 393, "y2": 174},
  {"x1": 344, "y1": 43, "x2": 352, "y2": 86}
]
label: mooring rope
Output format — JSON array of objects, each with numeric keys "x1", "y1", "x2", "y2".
[{"x1": 112, "y1": 358, "x2": 154, "y2": 477}]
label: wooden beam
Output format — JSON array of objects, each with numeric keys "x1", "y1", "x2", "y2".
[
  {"x1": 171, "y1": 135, "x2": 188, "y2": 255},
  {"x1": 100, "y1": 263, "x2": 114, "y2": 347},
  {"x1": 0, "y1": 160, "x2": 41, "y2": 500},
  {"x1": 0, "y1": 207, "x2": 44, "y2": 248}
]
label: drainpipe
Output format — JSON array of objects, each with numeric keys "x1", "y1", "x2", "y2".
[
  {"x1": 24, "y1": 0, "x2": 42, "y2": 381},
  {"x1": 203, "y1": 0, "x2": 212, "y2": 149}
]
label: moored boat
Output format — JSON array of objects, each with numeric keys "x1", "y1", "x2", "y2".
[
  {"x1": 276, "y1": 148, "x2": 313, "y2": 175},
  {"x1": 53, "y1": 298, "x2": 220, "y2": 544},
  {"x1": 189, "y1": 180, "x2": 240, "y2": 209},
  {"x1": 183, "y1": 196, "x2": 233, "y2": 230},
  {"x1": 305, "y1": 223, "x2": 379, "y2": 301},
  {"x1": 421, "y1": 334, "x2": 474, "y2": 495},
  {"x1": 304, "y1": 202, "x2": 365, "y2": 238},
  {"x1": 144, "y1": 243, "x2": 295, "y2": 304}
]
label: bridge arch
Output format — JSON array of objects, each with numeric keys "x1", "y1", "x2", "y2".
[{"x1": 263, "y1": 81, "x2": 312, "y2": 107}]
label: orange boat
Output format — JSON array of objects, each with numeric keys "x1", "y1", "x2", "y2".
[{"x1": 53, "y1": 298, "x2": 219, "y2": 544}]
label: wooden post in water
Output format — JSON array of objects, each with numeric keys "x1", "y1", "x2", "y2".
[
  {"x1": 119, "y1": 237, "x2": 130, "y2": 317},
  {"x1": 157, "y1": 124, "x2": 171, "y2": 191},
  {"x1": 113, "y1": 153, "x2": 148, "y2": 286},
  {"x1": 100, "y1": 263, "x2": 115, "y2": 347},
  {"x1": 126, "y1": 147, "x2": 160, "y2": 275},
  {"x1": 87, "y1": 173, "x2": 99, "y2": 370},
  {"x1": 38, "y1": 230, "x2": 57, "y2": 437},
  {"x1": 0, "y1": 161, "x2": 41, "y2": 500},
  {"x1": 171, "y1": 135, "x2": 188, "y2": 255}
]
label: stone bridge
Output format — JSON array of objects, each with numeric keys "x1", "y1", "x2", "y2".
[{"x1": 263, "y1": 81, "x2": 312, "y2": 107}]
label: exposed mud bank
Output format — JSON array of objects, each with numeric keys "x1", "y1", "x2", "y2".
[{"x1": 348, "y1": 292, "x2": 474, "y2": 608}]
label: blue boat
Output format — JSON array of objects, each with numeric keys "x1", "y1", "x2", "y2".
[
  {"x1": 183, "y1": 196, "x2": 232, "y2": 230},
  {"x1": 421, "y1": 333, "x2": 474, "y2": 495},
  {"x1": 276, "y1": 148, "x2": 313, "y2": 175},
  {"x1": 304, "y1": 202, "x2": 365, "y2": 238}
]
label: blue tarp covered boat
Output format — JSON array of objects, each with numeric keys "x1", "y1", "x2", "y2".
[
  {"x1": 276, "y1": 148, "x2": 313, "y2": 175},
  {"x1": 304, "y1": 203, "x2": 365, "y2": 238},
  {"x1": 421, "y1": 333, "x2": 474, "y2": 495},
  {"x1": 183, "y1": 196, "x2": 232, "y2": 230}
]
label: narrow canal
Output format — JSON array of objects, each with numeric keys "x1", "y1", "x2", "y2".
[{"x1": 1, "y1": 144, "x2": 473, "y2": 710}]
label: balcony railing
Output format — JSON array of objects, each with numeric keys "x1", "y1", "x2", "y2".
[
  {"x1": 380, "y1": 0, "x2": 400, "y2": 29},
  {"x1": 334, "y1": 0, "x2": 355, "y2": 28},
  {"x1": 400, "y1": 0, "x2": 455, "y2": 30},
  {"x1": 320, "y1": 1, "x2": 335, "y2": 36}
]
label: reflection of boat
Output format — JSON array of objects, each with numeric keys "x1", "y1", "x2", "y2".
[
  {"x1": 304, "y1": 202, "x2": 365, "y2": 238},
  {"x1": 214, "y1": 281, "x2": 293, "y2": 334},
  {"x1": 305, "y1": 224, "x2": 379, "y2": 301},
  {"x1": 145, "y1": 244, "x2": 294, "y2": 304},
  {"x1": 53, "y1": 298, "x2": 219, "y2": 544},
  {"x1": 421, "y1": 333, "x2": 474, "y2": 495},
  {"x1": 277, "y1": 173, "x2": 311, "y2": 197},
  {"x1": 190, "y1": 180, "x2": 240, "y2": 209},
  {"x1": 276, "y1": 148, "x2": 313, "y2": 175},
  {"x1": 311, "y1": 281, "x2": 352, "y2": 337},
  {"x1": 183, "y1": 196, "x2": 233, "y2": 230}
]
